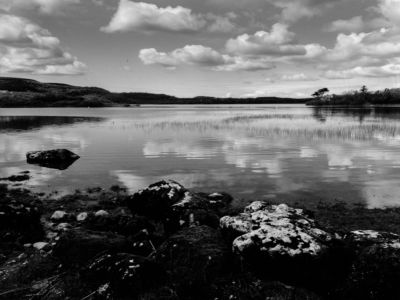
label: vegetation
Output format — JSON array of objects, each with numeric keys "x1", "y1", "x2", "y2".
[
  {"x1": 308, "y1": 86, "x2": 400, "y2": 106},
  {"x1": 0, "y1": 77, "x2": 307, "y2": 107}
]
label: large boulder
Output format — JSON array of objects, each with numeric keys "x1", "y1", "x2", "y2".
[
  {"x1": 220, "y1": 202, "x2": 345, "y2": 291},
  {"x1": 155, "y1": 225, "x2": 231, "y2": 297},
  {"x1": 127, "y1": 180, "x2": 233, "y2": 233},
  {"x1": 338, "y1": 230, "x2": 400, "y2": 299},
  {"x1": 26, "y1": 149, "x2": 79, "y2": 170}
]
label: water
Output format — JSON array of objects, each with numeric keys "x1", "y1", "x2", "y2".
[{"x1": 1, "y1": 105, "x2": 400, "y2": 209}]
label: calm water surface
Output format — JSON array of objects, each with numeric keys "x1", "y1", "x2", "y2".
[{"x1": 1, "y1": 105, "x2": 400, "y2": 209}]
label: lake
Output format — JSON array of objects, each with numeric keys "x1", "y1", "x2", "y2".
[{"x1": 1, "y1": 105, "x2": 400, "y2": 209}]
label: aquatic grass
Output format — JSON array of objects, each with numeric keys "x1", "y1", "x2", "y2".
[{"x1": 129, "y1": 115, "x2": 400, "y2": 142}]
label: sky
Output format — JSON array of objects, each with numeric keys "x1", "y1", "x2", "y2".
[{"x1": 1, "y1": 0, "x2": 400, "y2": 98}]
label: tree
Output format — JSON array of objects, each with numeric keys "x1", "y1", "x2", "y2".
[
  {"x1": 360, "y1": 85, "x2": 368, "y2": 94},
  {"x1": 312, "y1": 88, "x2": 329, "y2": 99}
]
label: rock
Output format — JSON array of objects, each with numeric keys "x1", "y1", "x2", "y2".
[
  {"x1": 0, "y1": 174, "x2": 30, "y2": 182},
  {"x1": 83, "y1": 213, "x2": 154, "y2": 237},
  {"x1": 86, "y1": 253, "x2": 163, "y2": 297},
  {"x1": 166, "y1": 191, "x2": 233, "y2": 232},
  {"x1": 55, "y1": 222, "x2": 71, "y2": 232},
  {"x1": 50, "y1": 210, "x2": 68, "y2": 221},
  {"x1": 337, "y1": 230, "x2": 400, "y2": 300},
  {"x1": 95, "y1": 210, "x2": 109, "y2": 217},
  {"x1": 127, "y1": 180, "x2": 188, "y2": 219},
  {"x1": 54, "y1": 229, "x2": 130, "y2": 266},
  {"x1": 213, "y1": 278, "x2": 322, "y2": 300},
  {"x1": 76, "y1": 212, "x2": 89, "y2": 222},
  {"x1": 127, "y1": 180, "x2": 233, "y2": 233},
  {"x1": 26, "y1": 149, "x2": 80, "y2": 170},
  {"x1": 220, "y1": 202, "x2": 347, "y2": 292},
  {"x1": 155, "y1": 225, "x2": 230, "y2": 293},
  {"x1": 220, "y1": 202, "x2": 334, "y2": 258},
  {"x1": 33, "y1": 242, "x2": 49, "y2": 251},
  {"x1": 0, "y1": 199, "x2": 43, "y2": 248}
]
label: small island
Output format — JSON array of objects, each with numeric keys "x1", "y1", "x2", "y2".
[{"x1": 307, "y1": 86, "x2": 400, "y2": 106}]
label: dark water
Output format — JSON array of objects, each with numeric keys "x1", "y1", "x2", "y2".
[{"x1": 1, "y1": 105, "x2": 400, "y2": 209}]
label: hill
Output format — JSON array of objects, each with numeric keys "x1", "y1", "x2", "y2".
[{"x1": 0, "y1": 77, "x2": 308, "y2": 107}]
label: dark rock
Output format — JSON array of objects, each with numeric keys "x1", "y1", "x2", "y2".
[
  {"x1": 127, "y1": 181, "x2": 233, "y2": 233},
  {"x1": 338, "y1": 231, "x2": 400, "y2": 300},
  {"x1": 166, "y1": 191, "x2": 233, "y2": 232},
  {"x1": 86, "y1": 253, "x2": 163, "y2": 297},
  {"x1": 53, "y1": 229, "x2": 130, "y2": 266},
  {"x1": 213, "y1": 277, "x2": 322, "y2": 300},
  {"x1": 0, "y1": 199, "x2": 43, "y2": 249},
  {"x1": 0, "y1": 174, "x2": 30, "y2": 182},
  {"x1": 26, "y1": 149, "x2": 80, "y2": 170},
  {"x1": 127, "y1": 180, "x2": 188, "y2": 219},
  {"x1": 155, "y1": 225, "x2": 231, "y2": 295}
]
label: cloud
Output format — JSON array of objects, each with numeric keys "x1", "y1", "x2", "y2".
[
  {"x1": 102, "y1": 0, "x2": 237, "y2": 34},
  {"x1": 326, "y1": 16, "x2": 365, "y2": 32},
  {"x1": 139, "y1": 45, "x2": 274, "y2": 71},
  {"x1": 225, "y1": 23, "x2": 306, "y2": 56},
  {"x1": 0, "y1": 14, "x2": 86, "y2": 75},
  {"x1": 0, "y1": 0, "x2": 80, "y2": 15},
  {"x1": 281, "y1": 73, "x2": 318, "y2": 81},
  {"x1": 324, "y1": 64, "x2": 400, "y2": 79},
  {"x1": 266, "y1": 0, "x2": 342, "y2": 23},
  {"x1": 379, "y1": 0, "x2": 400, "y2": 26}
]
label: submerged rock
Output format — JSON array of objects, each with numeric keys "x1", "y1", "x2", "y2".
[
  {"x1": 220, "y1": 202, "x2": 333, "y2": 257},
  {"x1": 26, "y1": 149, "x2": 80, "y2": 170}
]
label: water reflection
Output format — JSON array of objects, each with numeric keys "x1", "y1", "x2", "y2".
[
  {"x1": 0, "y1": 116, "x2": 104, "y2": 132},
  {"x1": 1, "y1": 106, "x2": 400, "y2": 209}
]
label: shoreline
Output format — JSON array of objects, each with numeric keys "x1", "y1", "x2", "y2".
[{"x1": 2, "y1": 181, "x2": 400, "y2": 299}]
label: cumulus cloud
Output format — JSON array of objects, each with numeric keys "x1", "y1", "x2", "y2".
[
  {"x1": 281, "y1": 73, "x2": 318, "y2": 81},
  {"x1": 225, "y1": 23, "x2": 308, "y2": 56},
  {"x1": 102, "y1": 0, "x2": 237, "y2": 34},
  {"x1": 139, "y1": 45, "x2": 274, "y2": 71},
  {"x1": 266, "y1": 0, "x2": 342, "y2": 23},
  {"x1": 324, "y1": 64, "x2": 400, "y2": 79},
  {"x1": 0, "y1": 14, "x2": 86, "y2": 75},
  {"x1": 0, "y1": 0, "x2": 80, "y2": 14},
  {"x1": 379, "y1": 0, "x2": 400, "y2": 26}
]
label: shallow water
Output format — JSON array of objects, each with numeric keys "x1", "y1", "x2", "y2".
[{"x1": 1, "y1": 105, "x2": 400, "y2": 208}]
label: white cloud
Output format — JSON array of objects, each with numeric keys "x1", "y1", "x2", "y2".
[
  {"x1": 379, "y1": 0, "x2": 400, "y2": 26},
  {"x1": 102, "y1": 0, "x2": 237, "y2": 34},
  {"x1": 327, "y1": 16, "x2": 365, "y2": 32},
  {"x1": 225, "y1": 23, "x2": 306, "y2": 56},
  {"x1": 0, "y1": 0, "x2": 80, "y2": 14},
  {"x1": 139, "y1": 45, "x2": 275, "y2": 71},
  {"x1": 324, "y1": 64, "x2": 400, "y2": 79},
  {"x1": 0, "y1": 14, "x2": 86, "y2": 75},
  {"x1": 281, "y1": 73, "x2": 318, "y2": 81}
]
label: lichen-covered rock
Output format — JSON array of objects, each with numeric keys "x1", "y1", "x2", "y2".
[
  {"x1": 50, "y1": 210, "x2": 68, "y2": 221},
  {"x1": 220, "y1": 202, "x2": 333, "y2": 257},
  {"x1": 155, "y1": 225, "x2": 230, "y2": 293},
  {"x1": 86, "y1": 253, "x2": 163, "y2": 297},
  {"x1": 127, "y1": 180, "x2": 188, "y2": 219},
  {"x1": 346, "y1": 230, "x2": 400, "y2": 250},
  {"x1": 26, "y1": 149, "x2": 80, "y2": 170}
]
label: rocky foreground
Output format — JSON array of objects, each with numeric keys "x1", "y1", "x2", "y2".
[{"x1": 1, "y1": 181, "x2": 400, "y2": 299}]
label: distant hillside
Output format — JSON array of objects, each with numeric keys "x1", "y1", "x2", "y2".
[{"x1": 0, "y1": 77, "x2": 308, "y2": 107}]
